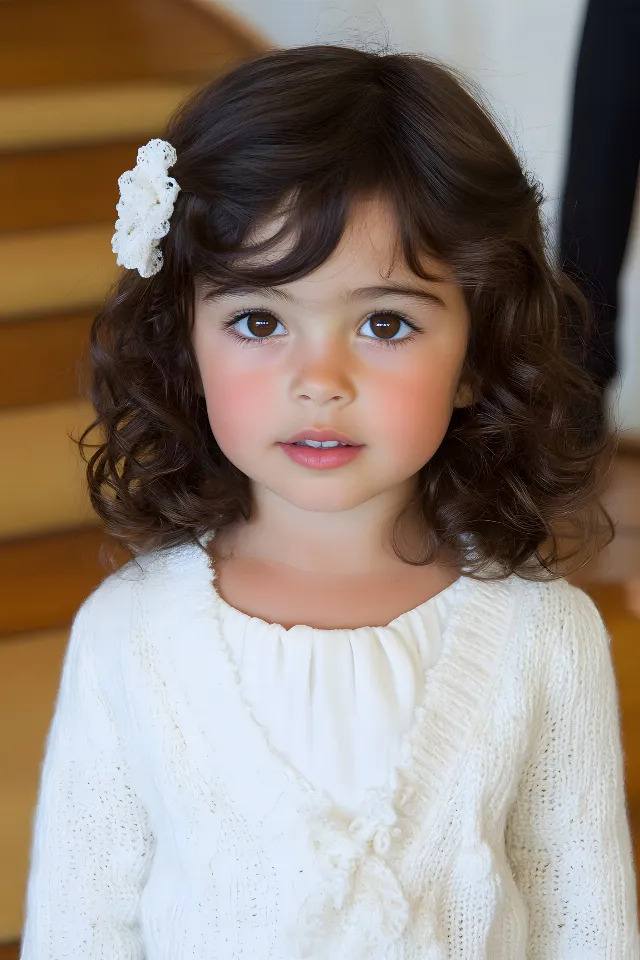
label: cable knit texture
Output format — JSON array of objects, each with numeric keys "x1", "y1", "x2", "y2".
[{"x1": 20, "y1": 531, "x2": 640, "y2": 959}]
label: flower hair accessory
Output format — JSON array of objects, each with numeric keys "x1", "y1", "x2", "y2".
[{"x1": 111, "y1": 138, "x2": 180, "y2": 278}]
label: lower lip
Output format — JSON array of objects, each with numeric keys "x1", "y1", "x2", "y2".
[{"x1": 279, "y1": 443, "x2": 364, "y2": 469}]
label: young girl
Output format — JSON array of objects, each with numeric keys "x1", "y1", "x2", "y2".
[{"x1": 20, "y1": 44, "x2": 639, "y2": 959}]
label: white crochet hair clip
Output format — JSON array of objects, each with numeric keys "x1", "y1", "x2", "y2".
[{"x1": 111, "y1": 138, "x2": 180, "y2": 278}]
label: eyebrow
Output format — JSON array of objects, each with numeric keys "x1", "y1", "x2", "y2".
[{"x1": 202, "y1": 282, "x2": 446, "y2": 309}]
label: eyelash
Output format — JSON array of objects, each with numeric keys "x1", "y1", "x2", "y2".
[{"x1": 220, "y1": 307, "x2": 422, "y2": 350}]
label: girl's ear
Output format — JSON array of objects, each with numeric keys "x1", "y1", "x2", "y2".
[{"x1": 453, "y1": 381, "x2": 474, "y2": 408}]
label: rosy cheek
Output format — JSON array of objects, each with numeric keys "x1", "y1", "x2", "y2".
[
  {"x1": 204, "y1": 368, "x2": 272, "y2": 453},
  {"x1": 376, "y1": 375, "x2": 450, "y2": 457}
]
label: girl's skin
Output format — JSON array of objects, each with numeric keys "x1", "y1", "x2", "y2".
[{"x1": 192, "y1": 195, "x2": 474, "y2": 601}]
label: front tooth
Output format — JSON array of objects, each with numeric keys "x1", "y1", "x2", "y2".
[{"x1": 301, "y1": 439, "x2": 342, "y2": 447}]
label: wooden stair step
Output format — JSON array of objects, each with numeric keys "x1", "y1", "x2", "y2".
[
  {"x1": 0, "y1": 399, "x2": 97, "y2": 540},
  {"x1": 0, "y1": 80, "x2": 198, "y2": 152},
  {"x1": 0, "y1": 223, "x2": 116, "y2": 319},
  {"x1": 0, "y1": 312, "x2": 91, "y2": 411},
  {"x1": 0, "y1": 0, "x2": 262, "y2": 91},
  {"x1": 0, "y1": 526, "x2": 130, "y2": 639},
  {"x1": 0, "y1": 142, "x2": 141, "y2": 233}
]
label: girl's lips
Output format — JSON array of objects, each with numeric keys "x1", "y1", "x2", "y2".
[{"x1": 279, "y1": 442, "x2": 364, "y2": 470}]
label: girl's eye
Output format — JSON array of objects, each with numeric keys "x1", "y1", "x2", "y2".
[{"x1": 220, "y1": 308, "x2": 422, "y2": 349}]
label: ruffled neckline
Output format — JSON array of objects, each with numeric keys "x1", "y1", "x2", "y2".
[
  {"x1": 157, "y1": 531, "x2": 521, "y2": 960},
  {"x1": 211, "y1": 550, "x2": 463, "y2": 638}
]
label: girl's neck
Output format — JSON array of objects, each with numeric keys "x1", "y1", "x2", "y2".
[{"x1": 209, "y1": 518, "x2": 458, "y2": 581}]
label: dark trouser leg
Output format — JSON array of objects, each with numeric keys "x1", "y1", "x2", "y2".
[{"x1": 559, "y1": 0, "x2": 640, "y2": 443}]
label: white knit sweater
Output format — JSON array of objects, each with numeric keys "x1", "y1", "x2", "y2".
[{"x1": 20, "y1": 532, "x2": 640, "y2": 959}]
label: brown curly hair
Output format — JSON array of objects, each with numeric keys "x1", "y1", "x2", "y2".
[{"x1": 74, "y1": 42, "x2": 617, "y2": 582}]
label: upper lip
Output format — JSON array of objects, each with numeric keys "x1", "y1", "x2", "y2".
[{"x1": 282, "y1": 428, "x2": 362, "y2": 445}]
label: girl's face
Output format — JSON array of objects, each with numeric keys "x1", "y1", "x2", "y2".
[{"x1": 191, "y1": 196, "x2": 472, "y2": 571}]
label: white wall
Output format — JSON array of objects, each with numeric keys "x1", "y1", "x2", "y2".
[{"x1": 216, "y1": 0, "x2": 640, "y2": 437}]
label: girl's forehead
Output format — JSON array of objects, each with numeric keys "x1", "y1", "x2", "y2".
[
  {"x1": 223, "y1": 210, "x2": 451, "y2": 296},
  {"x1": 247, "y1": 193, "x2": 403, "y2": 255}
]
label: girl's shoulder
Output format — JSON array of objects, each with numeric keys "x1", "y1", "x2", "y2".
[
  {"x1": 71, "y1": 541, "x2": 186, "y2": 644},
  {"x1": 462, "y1": 558, "x2": 599, "y2": 619},
  {"x1": 68, "y1": 541, "x2": 193, "y2": 696},
  {"x1": 88, "y1": 538, "x2": 196, "y2": 598},
  {"x1": 77, "y1": 537, "x2": 205, "y2": 631},
  {"x1": 505, "y1": 573, "x2": 612, "y2": 698},
  {"x1": 517, "y1": 570, "x2": 606, "y2": 630},
  {"x1": 462, "y1": 564, "x2": 610, "y2": 669}
]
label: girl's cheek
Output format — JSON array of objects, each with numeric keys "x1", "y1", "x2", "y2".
[
  {"x1": 203, "y1": 368, "x2": 273, "y2": 452},
  {"x1": 375, "y1": 373, "x2": 455, "y2": 453}
]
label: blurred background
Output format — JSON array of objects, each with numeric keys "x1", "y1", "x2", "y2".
[{"x1": 0, "y1": 0, "x2": 638, "y2": 952}]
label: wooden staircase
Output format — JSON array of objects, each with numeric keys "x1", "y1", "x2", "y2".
[{"x1": 0, "y1": 0, "x2": 269, "y2": 948}]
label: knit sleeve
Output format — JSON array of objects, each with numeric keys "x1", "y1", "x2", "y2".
[
  {"x1": 19, "y1": 587, "x2": 154, "y2": 959},
  {"x1": 504, "y1": 585, "x2": 640, "y2": 958}
]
